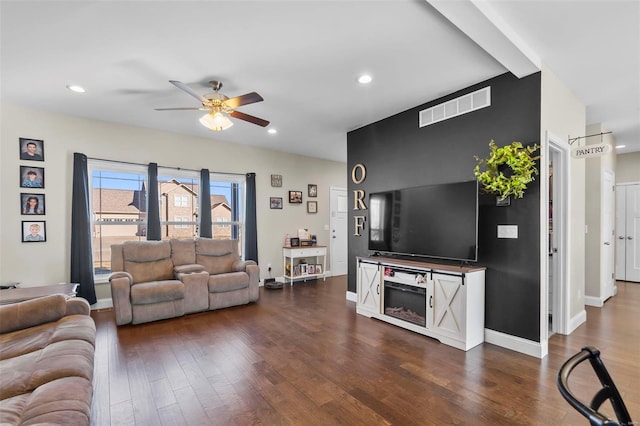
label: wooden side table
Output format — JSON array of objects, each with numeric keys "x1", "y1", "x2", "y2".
[{"x1": 0, "y1": 283, "x2": 79, "y2": 305}]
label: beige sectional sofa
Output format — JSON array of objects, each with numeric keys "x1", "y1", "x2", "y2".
[
  {"x1": 0, "y1": 294, "x2": 96, "y2": 426},
  {"x1": 110, "y1": 238, "x2": 259, "y2": 325}
]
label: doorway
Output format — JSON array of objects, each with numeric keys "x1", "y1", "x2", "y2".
[
  {"x1": 545, "y1": 133, "x2": 569, "y2": 338},
  {"x1": 602, "y1": 170, "x2": 616, "y2": 300},
  {"x1": 330, "y1": 187, "x2": 348, "y2": 276}
]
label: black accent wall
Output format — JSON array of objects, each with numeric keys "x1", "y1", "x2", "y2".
[{"x1": 347, "y1": 72, "x2": 542, "y2": 342}]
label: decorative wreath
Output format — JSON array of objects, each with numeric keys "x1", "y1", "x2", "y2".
[{"x1": 474, "y1": 140, "x2": 540, "y2": 200}]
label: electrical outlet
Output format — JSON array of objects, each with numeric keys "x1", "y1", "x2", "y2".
[{"x1": 267, "y1": 263, "x2": 272, "y2": 272}]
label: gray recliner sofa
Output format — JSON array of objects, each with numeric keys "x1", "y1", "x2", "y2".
[{"x1": 109, "y1": 238, "x2": 259, "y2": 325}]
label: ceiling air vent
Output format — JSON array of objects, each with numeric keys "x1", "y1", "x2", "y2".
[{"x1": 419, "y1": 86, "x2": 491, "y2": 128}]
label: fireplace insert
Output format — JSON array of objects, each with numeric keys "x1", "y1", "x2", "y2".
[{"x1": 383, "y1": 281, "x2": 427, "y2": 327}]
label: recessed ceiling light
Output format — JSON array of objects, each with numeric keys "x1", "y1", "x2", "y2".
[
  {"x1": 66, "y1": 85, "x2": 86, "y2": 93},
  {"x1": 615, "y1": 144, "x2": 626, "y2": 149},
  {"x1": 357, "y1": 74, "x2": 372, "y2": 84},
  {"x1": 268, "y1": 128, "x2": 277, "y2": 135}
]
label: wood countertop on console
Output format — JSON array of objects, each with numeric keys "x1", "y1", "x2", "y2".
[{"x1": 357, "y1": 256, "x2": 486, "y2": 274}]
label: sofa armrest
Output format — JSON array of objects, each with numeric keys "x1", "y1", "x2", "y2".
[
  {"x1": 109, "y1": 272, "x2": 133, "y2": 325},
  {"x1": 0, "y1": 294, "x2": 67, "y2": 334},
  {"x1": 174, "y1": 264, "x2": 205, "y2": 275},
  {"x1": 65, "y1": 297, "x2": 91, "y2": 316},
  {"x1": 232, "y1": 259, "x2": 257, "y2": 272}
]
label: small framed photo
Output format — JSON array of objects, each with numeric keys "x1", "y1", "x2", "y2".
[
  {"x1": 20, "y1": 193, "x2": 45, "y2": 215},
  {"x1": 289, "y1": 190, "x2": 302, "y2": 204},
  {"x1": 290, "y1": 237, "x2": 300, "y2": 247},
  {"x1": 315, "y1": 264, "x2": 323, "y2": 275},
  {"x1": 19, "y1": 138, "x2": 44, "y2": 162},
  {"x1": 308, "y1": 184, "x2": 317, "y2": 197},
  {"x1": 307, "y1": 264, "x2": 315, "y2": 275},
  {"x1": 271, "y1": 174, "x2": 282, "y2": 187},
  {"x1": 307, "y1": 201, "x2": 317, "y2": 214},
  {"x1": 20, "y1": 166, "x2": 45, "y2": 188},
  {"x1": 22, "y1": 221, "x2": 46, "y2": 242},
  {"x1": 270, "y1": 197, "x2": 283, "y2": 209}
]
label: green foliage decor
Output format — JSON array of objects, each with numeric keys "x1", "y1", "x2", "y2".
[{"x1": 474, "y1": 140, "x2": 540, "y2": 200}]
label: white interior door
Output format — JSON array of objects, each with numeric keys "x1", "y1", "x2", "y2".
[
  {"x1": 615, "y1": 185, "x2": 627, "y2": 280},
  {"x1": 601, "y1": 170, "x2": 615, "y2": 299},
  {"x1": 330, "y1": 187, "x2": 348, "y2": 276},
  {"x1": 623, "y1": 184, "x2": 640, "y2": 282}
]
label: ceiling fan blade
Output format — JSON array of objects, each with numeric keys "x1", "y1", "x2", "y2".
[
  {"x1": 155, "y1": 107, "x2": 207, "y2": 111},
  {"x1": 224, "y1": 92, "x2": 264, "y2": 109},
  {"x1": 230, "y1": 110, "x2": 270, "y2": 127},
  {"x1": 169, "y1": 80, "x2": 208, "y2": 104}
]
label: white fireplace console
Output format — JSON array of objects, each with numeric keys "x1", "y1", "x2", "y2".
[{"x1": 356, "y1": 256, "x2": 485, "y2": 351}]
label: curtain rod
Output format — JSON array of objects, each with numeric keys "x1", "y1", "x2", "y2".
[
  {"x1": 568, "y1": 131, "x2": 612, "y2": 146},
  {"x1": 85, "y1": 156, "x2": 246, "y2": 176}
]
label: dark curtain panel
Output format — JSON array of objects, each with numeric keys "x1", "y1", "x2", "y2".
[
  {"x1": 146, "y1": 162, "x2": 161, "y2": 240},
  {"x1": 199, "y1": 169, "x2": 212, "y2": 238},
  {"x1": 70, "y1": 153, "x2": 97, "y2": 304},
  {"x1": 244, "y1": 173, "x2": 258, "y2": 262},
  {"x1": 231, "y1": 182, "x2": 239, "y2": 240}
]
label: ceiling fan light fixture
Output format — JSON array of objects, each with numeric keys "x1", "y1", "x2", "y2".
[{"x1": 200, "y1": 111, "x2": 234, "y2": 131}]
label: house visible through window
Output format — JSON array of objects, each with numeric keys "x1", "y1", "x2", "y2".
[{"x1": 88, "y1": 160, "x2": 246, "y2": 279}]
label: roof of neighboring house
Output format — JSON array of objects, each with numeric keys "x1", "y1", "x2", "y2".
[
  {"x1": 92, "y1": 188, "x2": 231, "y2": 213},
  {"x1": 92, "y1": 188, "x2": 141, "y2": 214}
]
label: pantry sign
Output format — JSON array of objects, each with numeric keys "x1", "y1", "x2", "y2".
[{"x1": 571, "y1": 143, "x2": 611, "y2": 159}]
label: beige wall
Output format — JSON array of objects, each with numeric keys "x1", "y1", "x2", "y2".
[
  {"x1": 0, "y1": 104, "x2": 347, "y2": 293},
  {"x1": 540, "y1": 63, "x2": 587, "y2": 329},
  {"x1": 616, "y1": 152, "x2": 640, "y2": 183},
  {"x1": 584, "y1": 123, "x2": 617, "y2": 301}
]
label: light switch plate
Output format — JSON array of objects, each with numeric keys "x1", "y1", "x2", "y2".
[{"x1": 497, "y1": 225, "x2": 518, "y2": 239}]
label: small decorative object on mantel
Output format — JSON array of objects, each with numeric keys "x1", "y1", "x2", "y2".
[{"x1": 474, "y1": 140, "x2": 540, "y2": 205}]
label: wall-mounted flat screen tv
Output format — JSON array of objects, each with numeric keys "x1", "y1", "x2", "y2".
[{"x1": 368, "y1": 180, "x2": 478, "y2": 262}]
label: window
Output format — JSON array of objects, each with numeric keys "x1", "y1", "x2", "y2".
[
  {"x1": 89, "y1": 162, "x2": 148, "y2": 278},
  {"x1": 88, "y1": 160, "x2": 247, "y2": 279},
  {"x1": 174, "y1": 216, "x2": 190, "y2": 228},
  {"x1": 174, "y1": 195, "x2": 188, "y2": 207}
]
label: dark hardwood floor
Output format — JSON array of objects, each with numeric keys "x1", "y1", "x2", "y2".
[{"x1": 90, "y1": 278, "x2": 639, "y2": 425}]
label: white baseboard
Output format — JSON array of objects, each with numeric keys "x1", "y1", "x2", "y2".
[
  {"x1": 484, "y1": 329, "x2": 546, "y2": 358},
  {"x1": 567, "y1": 309, "x2": 587, "y2": 334},
  {"x1": 346, "y1": 291, "x2": 357, "y2": 302},
  {"x1": 91, "y1": 298, "x2": 113, "y2": 311},
  {"x1": 584, "y1": 295, "x2": 604, "y2": 307}
]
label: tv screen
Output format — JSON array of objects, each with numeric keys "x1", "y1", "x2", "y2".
[{"x1": 368, "y1": 180, "x2": 478, "y2": 262}]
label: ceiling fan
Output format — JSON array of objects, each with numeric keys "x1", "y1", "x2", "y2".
[{"x1": 155, "y1": 80, "x2": 269, "y2": 131}]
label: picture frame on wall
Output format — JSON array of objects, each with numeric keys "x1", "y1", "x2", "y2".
[
  {"x1": 19, "y1": 138, "x2": 44, "y2": 162},
  {"x1": 307, "y1": 201, "x2": 317, "y2": 213},
  {"x1": 289, "y1": 191, "x2": 302, "y2": 203},
  {"x1": 271, "y1": 174, "x2": 282, "y2": 187},
  {"x1": 308, "y1": 184, "x2": 317, "y2": 197},
  {"x1": 19, "y1": 166, "x2": 45, "y2": 188},
  {"x1": 20, "y1": 193, "x2": 45, "y2": 215},
  {"x1": 270, "y1": 197, "x2": 283, "y2": 209},
  {"x1": 22, "y1": 220, "x2": 46, "y2": 242}
]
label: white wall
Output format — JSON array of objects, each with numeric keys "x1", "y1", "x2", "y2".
[
  {"x1": 540, "y1": 63, "x2": 587, "y2": 326},
  {"x1": 0, "y1": 104, "x2": 346, "y2": 291},
  {"x1": 616, "y1": 152, "x2": 640, "y2": 183}
]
